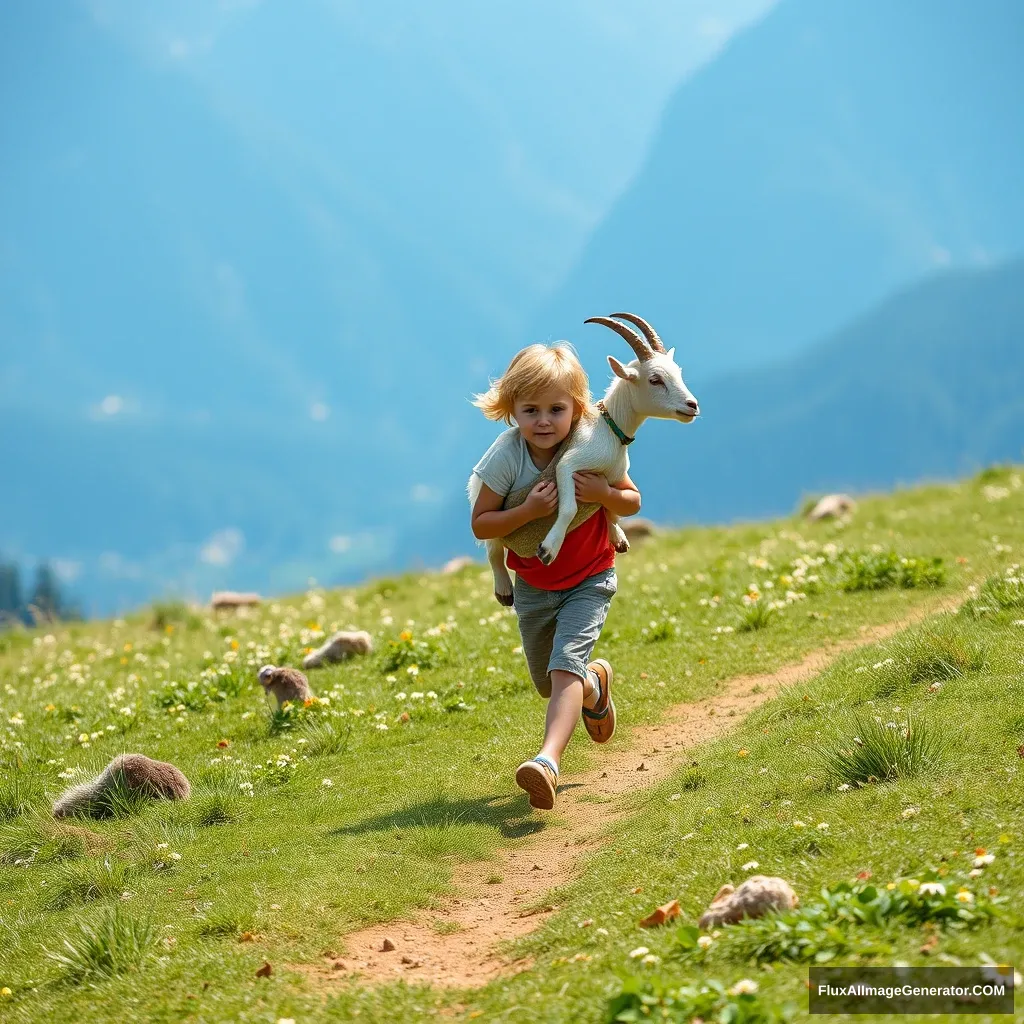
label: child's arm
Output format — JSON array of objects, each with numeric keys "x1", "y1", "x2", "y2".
[
  {"x1": 573, "y1": 471, "x2": 642, "y2": 518},
  {"x1": 471, "y1": 479, "x2": 559, "y2": 540}
]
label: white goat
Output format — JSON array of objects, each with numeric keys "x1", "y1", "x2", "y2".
[{"x1": 469, "y1": 312, "x2": 699, "y2": 604}]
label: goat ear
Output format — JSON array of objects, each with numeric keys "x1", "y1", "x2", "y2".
[
  {"x1": 608, "y1": 355, "x2": 639, "y2": 381},
  {"x1": 666, "y1": 347, "x2": 676, "y2": 362}
]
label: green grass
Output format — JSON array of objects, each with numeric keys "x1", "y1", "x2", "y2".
[{"x1": 0, "y1": 466, "x2": 1022, "y2": 1021}]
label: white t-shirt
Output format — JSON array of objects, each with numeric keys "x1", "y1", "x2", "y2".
[{"x1": 471, "y1": 427, "x2": 548, "y2": 498}]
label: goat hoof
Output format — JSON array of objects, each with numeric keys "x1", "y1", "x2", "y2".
[
  {"x1": 495, "y1": 591, "x2": 514, "y2": 607},
  {"x1": 614, "y1": 538, "x2": 630, "y2": 554},
  {"x1": 536, "y1": 544, "x2": 554, "y2": 566}
]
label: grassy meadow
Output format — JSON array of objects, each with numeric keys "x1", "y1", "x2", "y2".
[{"x1": 1, "y1": 466, "x2": 1022, "y2": 1022}]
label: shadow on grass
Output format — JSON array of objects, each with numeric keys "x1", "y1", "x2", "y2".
[{"x1": 330, "y1": 791, "x2": 550, "y2": 841}]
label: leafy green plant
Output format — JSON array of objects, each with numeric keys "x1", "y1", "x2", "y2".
[
  {"x1": 820, "y1": 713, "x2": 944, "y2": 788},
  {"x1": 839, "y1": 551, "x2": 945, "y2": 592},
  {"x1": 45, "y1": 905, "x2": 157, "y2": 981},
  {"x1": 674, "y1": 873, "x2": 1004, "y2": 967},
  {"x1": 378, "y1": 629, "x2": 448, "y2": 673},
  {"x1": 149, "y1": 600, "x2": 203, "y2": 632},
  {"x1": 608, "y1": 976, "x2": 791, "y2": 1023},
  {"x1": 153, "y1": 674, "x2": 244, "y2": 712}
]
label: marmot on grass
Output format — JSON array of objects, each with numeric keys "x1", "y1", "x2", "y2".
[
  {"x1": 53, "y1": 754, "x2": 191, "y2": 819},
  {"x1": 258, "y1": 664, "x2": 313, "y2": 706}
]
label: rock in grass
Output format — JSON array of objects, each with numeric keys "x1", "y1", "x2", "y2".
[
  {"x1": 806, "y1": 494, "x2": 856, "y2": 521},
  {"x1": 442, "y1": 555, "x2": 475, "y2": 574},
  {"x1": 53, "y1": 754, "x2": 191, "y2": 819},
  {"x1": 698, "y1": 876, "x2": 798, "y2": 929},
  {"x1": 210, "y1": 590, "x2": 262, "y2": 609},
  {"x1": 302, "y1": 630, "x2": 373, "y2": 669},
  {"x1": 258, "y1": 665, "x2": 313, "y2": 706},
  {"x1": 621, "y1": 517, "x2": 658, "y2": 540}
]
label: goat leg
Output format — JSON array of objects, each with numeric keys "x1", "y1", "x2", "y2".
[
  {"x1": 537, "y1": 461, "x2": 579, "y2": 565},
  {"x1": 486, "y1": 539, "x2": 514, "y2": 606},
  {"x1": 607, "y1": 511, "x2": 629, "y2": 553}
]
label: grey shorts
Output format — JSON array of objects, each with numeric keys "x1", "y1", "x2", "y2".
[{"x1": 513, "y1": 567, "x2": 617, "y2": 697}]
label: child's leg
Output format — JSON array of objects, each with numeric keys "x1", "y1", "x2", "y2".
[
  {"x1": 544, "y1": 568, "x2": 618, "y2": 754},
  {"x1": 537, "y1": 669, "x2": 587, "y2": 767}
]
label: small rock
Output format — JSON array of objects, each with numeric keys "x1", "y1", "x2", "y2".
[
  {"x1": 698, "y1": 876, "x2": 798, "y2": 929},
  {"x1": 211, "y1": 590, "x2": 261, "y2": 610},
  {"x1": 331, "y1": 959, "x2": 346, "y2": 970},
  {"x1": 600, "y1": 771, "x2": 608, "y2": 778},
  {"x1": 636, "y1": 762, "x2": 647, "y2": 772},
  {"x1": 806, "y1": 493, "x2": 856, "y2": 521},
  {"x1": 381, "y1": 938, "x2": 396, "y2": 952},
  {"x1": 255, "y1": 961, "x2": 272, "y2": 978},
  {"x1": 621, "y1": 517, "x2": 657, "y2": 540},
  {"x1": 531, "y1": 863, "x2": 542, "y2": 871}
]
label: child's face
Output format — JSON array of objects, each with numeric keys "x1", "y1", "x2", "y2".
[{"x1": 512, "y1": 388, "x2": 575, "y2": 451}]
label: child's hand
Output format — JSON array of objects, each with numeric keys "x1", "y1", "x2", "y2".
[
  {"x1": 523, "y1": 480, "x2": 558, "y2": 519},
  {"x1": 573, "y1": 472, "x2": 611, "y2": 504}
]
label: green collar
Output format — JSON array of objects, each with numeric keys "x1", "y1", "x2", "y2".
[{"x1": 597, "y1": 401, "x2": 634, "y2": 446}]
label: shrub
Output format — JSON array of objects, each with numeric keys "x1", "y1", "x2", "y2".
[{"x1": 819, "y1": 713, "x2": 945, "y2": 788}]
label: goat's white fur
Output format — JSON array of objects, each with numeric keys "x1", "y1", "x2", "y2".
[{"x1": 468, "y1": 315, "x2": 699, "y2": 603}]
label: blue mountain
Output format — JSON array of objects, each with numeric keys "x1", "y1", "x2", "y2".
[{"x1": 533, "y1": 0, "x2": 1024, "y2": 383}]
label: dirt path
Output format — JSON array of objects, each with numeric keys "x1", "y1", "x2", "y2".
[{"x1": 300, "y1": 603, "x2": 954, "y2": 990}]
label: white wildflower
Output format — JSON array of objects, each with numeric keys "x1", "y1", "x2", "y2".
[{"x1": 730, "y1": 979, "x2": 759, "y2": 996}]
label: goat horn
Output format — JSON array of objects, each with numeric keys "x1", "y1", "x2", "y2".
[
  {"x1": 610, "y1": 312, "x2": 665, "y2": 353},
  {"x1": 584, "y1": 316, "x2": 652, "y2": 362}
]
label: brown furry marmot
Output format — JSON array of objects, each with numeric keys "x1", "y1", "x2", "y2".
[
  {"x1": 258, "y1": 664, "x2": 313, "y2": 705},
  {"x1": 53, "y1": 754, "x2": 191, "y2": 819},
  {"x1": 302, "y1": 631, "x2": 373, "y2": 669}
]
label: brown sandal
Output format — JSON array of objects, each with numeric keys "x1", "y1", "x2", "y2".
[
  {"x1": 582, "y1": 659, "x2": 616, "y2": 743},
  {"x1": 515, "y1": 757, "x2": 558, "y2": 810}
]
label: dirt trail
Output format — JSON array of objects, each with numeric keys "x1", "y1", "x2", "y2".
[{"x1": 301, "y1": 602, "x2": 955, "y2": 990}]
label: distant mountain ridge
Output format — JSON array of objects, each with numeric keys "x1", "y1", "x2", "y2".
[
  {"x1": 3, "y1": 0, "x2": 1024, "y2": 614},
  {"x1": 624, "y1": 258, "x2": 1024, "y2": 525},
  {"x1": 533, "y1": 0, "x2": 1024, "y2": 383}
]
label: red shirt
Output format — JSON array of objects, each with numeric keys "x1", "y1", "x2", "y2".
[{"x1": 507, "y1": 508, "x2": 615, "y2": 591}]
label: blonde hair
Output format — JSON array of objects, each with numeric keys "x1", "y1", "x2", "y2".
[{"x1": 472, "y1": 343, "x2": 594, "y2": 425}]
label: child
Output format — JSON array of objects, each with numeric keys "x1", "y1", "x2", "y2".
[{"x1": 469, "y1": 342, "x2": 641, "y2": 810}]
